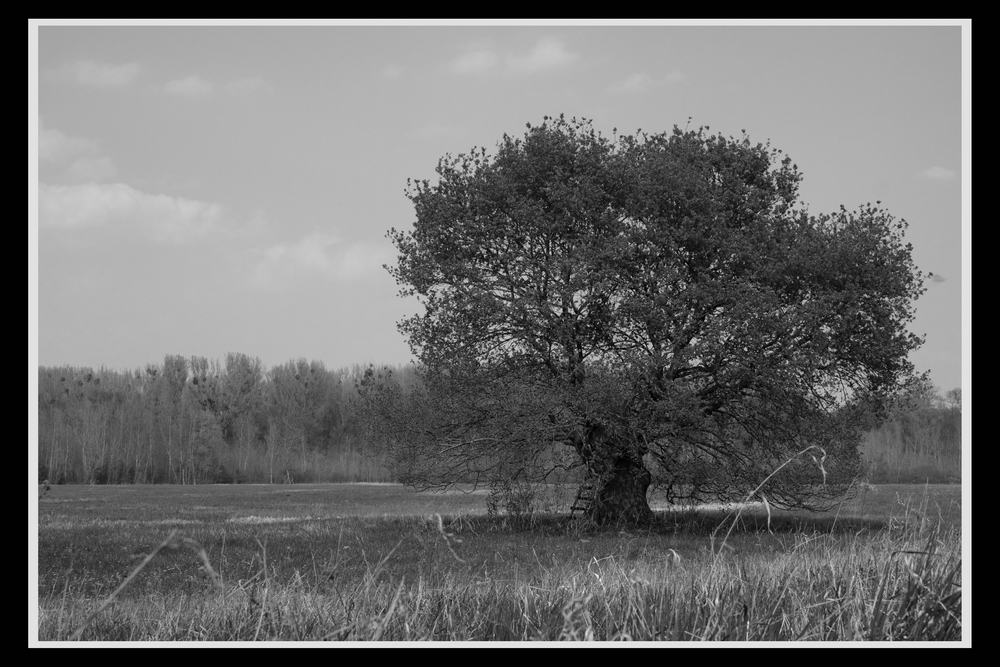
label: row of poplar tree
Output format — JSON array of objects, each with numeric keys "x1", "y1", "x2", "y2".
[
  {"x1": 35, "y1": 352, "x2": 961, "y2": 486},
  {"x1": 37, "y1": 353, "x2": 417, "y2": 485}
]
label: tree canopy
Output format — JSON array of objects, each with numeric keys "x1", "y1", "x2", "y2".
[{"x1": 364, "y1": 115, "x2": 925, "y2": 524}]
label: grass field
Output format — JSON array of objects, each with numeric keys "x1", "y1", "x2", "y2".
[{"x1": 35, "y1": 482, "x2": 963, "y2": 642}]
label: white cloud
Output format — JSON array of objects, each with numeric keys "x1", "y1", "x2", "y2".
[
  {"x1": 450, "y1": 38, "x2": 580, "y2": 76},
  {"x1": 39, "y1": 182, "x2": 226, "y2": 242},
  {"x1": 53, "y1": 60, "x2": 142, "y2": 87},
  {"x1": 335, "y1": 242, "x2": 393, "y2": 278},
  {"x1": 506, "y1": 37, "x2": 580, "y2": 74},
  {"x1": 39, "y1": 121, "x2": 97, "y2": 164},
  {"x1": 65, "y1": 156, "x2": 118, "y2": 183},
  {"x1": 608, "y1": 71, "x2": 685, "y2": 94},
  {"x1": 916, "y1": 166, "x2": 958, "y2": 181},
  {"x1": 262, "y1": 232, "x2": 339, "y2": 277},
  {"x1": 451, "y1": 49, "x2": 500, "y2": 75},
  {"x1": 164, "y1": 75, "x2": 215, "y2": 97},
  {"x1": 39, "y1": 121, "x2": 119, "y2": 183},
  {"x1": 253, "y1": 232, "x2": 391, "y2": 287}
]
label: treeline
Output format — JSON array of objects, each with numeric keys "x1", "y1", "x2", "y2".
[
  {"x1": 859, "y1": 386, "x2": 962, "y2": 483},
  {"x1": 37, "y1": 354, "x2": 419, "y2": 485},
  {"x1": 36, "y1": 354, "x2": 962, "y2": 486}
]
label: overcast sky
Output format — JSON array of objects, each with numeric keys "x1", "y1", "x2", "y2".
[{"x1": 30, "y1": 21, "x2": 968, "y2": 393}]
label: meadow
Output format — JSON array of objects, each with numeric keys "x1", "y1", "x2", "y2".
[{"x1": 36, "y1": 482, "x2": 962, "y2": 642}]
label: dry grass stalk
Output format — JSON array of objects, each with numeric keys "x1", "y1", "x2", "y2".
[{"x1": 69, "y1": 529, "x2": 220, "y2": 641}]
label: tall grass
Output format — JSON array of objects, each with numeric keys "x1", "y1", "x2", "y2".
[{"x1": 39, "y1": 493, "x2": 961, "y2": 642}]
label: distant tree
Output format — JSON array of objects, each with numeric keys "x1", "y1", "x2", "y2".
[
  {"x1": 37, "y1": 355, "x2": 395, "y2": 485},
  {"x1": 365, "y1": 115, "x2": 926, "y2": 525},
  {"x1": 218, "y1": 352, "x2": 265, "y2": 444},
  {"x1": 267, "y1": 359, "x2": 338, "y2": 468},
  {"x1": 154, "y1": 355, "x2": 190, "y2": 483},
  {"x1": 944, "y1": 387, "x2": 962, "y2": 412},
  {"x1": 264, "y1": 414, "x2": 292, "y2": 484}
]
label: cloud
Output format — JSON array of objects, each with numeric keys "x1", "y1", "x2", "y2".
[
  {"x1": 335, "y1": 241, "x2": 393, "y2": 278},
  {"x1": 65, "y1": 156, "x2": 118, "y2": 183},
  {"x1": 39, "y1": 182, "x2": 226, "y2": 242},
  {"x1": 253, "y1": 232, "x2": 391, "y2": 287},
  {"x1": 608, "y1": 71, "x2": 685, "y2": 94},
  {"x1": 916, "y1": 166, "x2": 958, "y2": 181},
  {"x1": 164, "y1": 74, "x2": 215, "y2": 97},
  {"x1": 39, "y1": 121, "x2": 119, "y2": 183},
  {"x1": 52, "y1": 60, "x2": 142, "y2": 87},
  {"x1": 259, "y1": 232, "x2": 339, "y2": 278},
  {"x1": 506, "y1": 37, "x2": 580, "y2": 74},
  {"x1": 450, "y1": 49, "x2": 500, "y2": 75},
  {"x1": 450, "y1": 37, "x2": 580, "y2": 76},
  {"x1": 39, "y1": 121, "x2": 97, "y2": 164}
]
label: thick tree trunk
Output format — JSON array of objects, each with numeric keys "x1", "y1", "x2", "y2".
[
  {"x1": 574, "y1": 424, "x2": 653, "y2": 525},
  {"x1": 588, "y1": 455, "x2": 653, "y2": 525}
]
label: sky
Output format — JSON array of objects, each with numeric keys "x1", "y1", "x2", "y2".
[{"x1": 30, "y1": 21, "x2": 969, "y2": 394}]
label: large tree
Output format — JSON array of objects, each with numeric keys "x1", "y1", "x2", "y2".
[{"x1": 368, "y1": 115, "x2": 925, "y2": 524}]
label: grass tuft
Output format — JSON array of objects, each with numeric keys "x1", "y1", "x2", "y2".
[{"x1": 38, "y1": 483, "x2": 961, "y2": 642}]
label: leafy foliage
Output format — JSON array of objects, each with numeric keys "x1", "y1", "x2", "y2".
[{"x1": 369, "y1": 115, "x2": 926, "y2": 522}]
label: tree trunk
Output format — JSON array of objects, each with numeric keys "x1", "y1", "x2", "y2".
[
  {"x1": 587, "y1": 454, "x2": 653, "y2": 525},
  {"x1": 574, "y1": 424, "x2": 653, "y2": 525}
]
